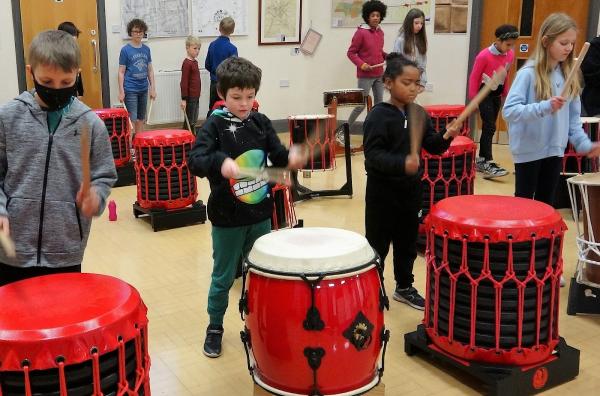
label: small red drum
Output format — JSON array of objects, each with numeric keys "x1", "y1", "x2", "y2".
[
  {"x1": 420, "y1": 136, "x2": 476, "y2": 231},
  {"x1": 0, "y1": 273, "x2": 150, "y2": 395},
  {"x1": 240, "y1": 228, "x2": 390, "y2": 396},
  {"x1": 567, "y1": 173, "x2": 600, "y2": 285},
  {"x1": 562, "y1": 117, "x2": 600, "y2": 175},
  {"x1": 271, "y1": 184, "x2": 298, "y2": 230},
  {"x1": 94, "y1": 108, "x2": 131, "y2": 167},
  {"x1": 424, "y1": 104, "x2": 470, "y2": 137},
  {"x1": 289, "y1": 115, "x2": 336, "y2": 171},
  {"x1": 133, "y1": 129, "x2": 197, "y2": 210},
  {"x1": 323, "y1": 89, "x2": 365, "y2": 107},
  {"x1": 424, "y1": 196, "x2": 566, "y2": 366}
]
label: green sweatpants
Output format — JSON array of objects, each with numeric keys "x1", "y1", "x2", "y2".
[{"x1": 207, "y1": 219, "x2": 271, "y2": 326}]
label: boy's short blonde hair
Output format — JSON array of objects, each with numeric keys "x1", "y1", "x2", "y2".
[
  {"x1": 185, "y1": 35, "x2": 201, "y2": 48},
  {"x1": 219, "y1": 17, "x2": 235, "y2": 35},
  {"x1": 29, "y1": 30, "x2": 80, "y2": 72}
]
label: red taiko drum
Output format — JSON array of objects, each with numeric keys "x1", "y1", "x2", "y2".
[
  {"x1": 424, "y1": 195, "x2": 566, "y2": 366},
  {"x1": 133, "y1": 129, "x2": 197, "y2": 210},
  {"x1": 288, "y1": 115, "x2": 336, "y2": 171},
  {"x1": 240, "y1": 228, "x2": 390, "y2": 396},
  {"x1": 424, "y1": 104, "x2": 470, "y2": 136},
  {"x1": 0, "y1": 273, "x2": 150, "y2": 395},
  {"x1": 94, "y1": 108, "x2": 131, "y2": 167}
]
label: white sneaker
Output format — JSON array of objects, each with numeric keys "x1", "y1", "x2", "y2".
[
  {"x1": 335, "y1": 127, "x2": 345, "y2": 146},
  {"x1": 130, "y1": 148, "x2": 136, "y2": 163},
  {"x1": 560, "y1": 275, "x2": 566, "y2": 287}
]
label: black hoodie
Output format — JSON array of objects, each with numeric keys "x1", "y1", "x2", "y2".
[
  {"x1": 363, "y1": 102, "x2": 452, "y2": 204},
  {"x1": 188, "y1": 108, "x2": 289, "y2": 227},
  {"x1": 582, "y1": 36, "x2": 600, "y2": 116}
]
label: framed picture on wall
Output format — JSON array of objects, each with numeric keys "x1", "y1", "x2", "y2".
[{"x1": 259, "y1": 0, "x2": 302, "y2": 45}]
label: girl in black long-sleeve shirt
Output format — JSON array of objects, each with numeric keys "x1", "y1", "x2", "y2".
[{"x1": 363, "y1": 53, "x2": 460, "y2": 310}]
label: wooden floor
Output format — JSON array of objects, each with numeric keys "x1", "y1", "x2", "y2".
[{"x1": 85, "y1": 139, "x2": 600, "y2": 395}]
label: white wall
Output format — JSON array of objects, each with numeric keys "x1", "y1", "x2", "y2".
[
  {"x1": 0, "y1": 1, "x2": 19, "y2": 104},
  {"x1": 4, "y1": 1, "x2": 597, "y2": 120}
]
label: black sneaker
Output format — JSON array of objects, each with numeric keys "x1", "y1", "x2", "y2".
[
  {"x1": 393, "y1": 286, "x2": 425, "y2": 310},
  {"x1": 203, "y1": 324, "x2": 224, "y2": 358}
]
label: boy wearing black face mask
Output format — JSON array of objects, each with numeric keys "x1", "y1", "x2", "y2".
[{"x1": 0, "y1": 30, "x2": 117, "y2": 286}]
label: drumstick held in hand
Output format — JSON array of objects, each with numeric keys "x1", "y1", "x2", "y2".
[
  {"x1": 238, "y1": 167, "x2": 294, "y2": 186},
  {"x1": 120, "y1": 102, "x2": 135, "y2": 132},
  {"x1": 147, "y1": 98, "x2": 154, "y2": 123},
  {"x1": 453, "y1": 66, "x2": 508, "y2": 126},
  {"x1": 183, "y1": 109, "x2": 193, "y2": 134},
  {"x1": 0, "y1": 232, "x2": 16, "y2": 258},
  {"x1": 80, "y1": 123, "x2": 91, "y2": 197},
  {"x1": 407, "y1": 103, "x2": 425, "y2": 157},
  {"x1": 561, "y1": 42, "x2": 590, "y2": 97}
]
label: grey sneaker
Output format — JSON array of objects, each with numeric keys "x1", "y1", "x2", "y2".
[
  {"x1": 130, "y1": 148, "x2": 136, "y2": 163},
  {"x1": 487, "y1": 162, "x2": 508, "y2": 177},
  {"x1": 393, "y1": 286, "x2": 425, "y2": 310},
  {"x1": 478, "y1": 160, "x2": 508, "y2": 179},
  {"x1": 203, "y1": 324, "x2": 224, "y2": 358},
  {"x1": 475, "y1": 156, "x2": 487, "y2": 173}
]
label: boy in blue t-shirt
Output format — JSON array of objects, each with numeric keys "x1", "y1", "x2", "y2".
[
  {"x1": 205, "y1": 17, "x2": 238, "y2": 116},
  {"x1": 118, "y1": 18, "x2": 156, "y2": 142}
]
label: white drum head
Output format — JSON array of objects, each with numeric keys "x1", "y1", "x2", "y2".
[
  {"x1": 288, "y1": 114, "x2": 334, "y2": 120},
  {"x1": 568, "y1": 172, "x2": 600, "y2": 186},
  {"x1": 581, "y1": 116, "x2": 600, "y2": 124},
  {"x1": 247, "y1": 227, "x2": 376, "y2": 274},
  {"x1": 324, "y1": 88, "x2": 364, "y2": 93}
]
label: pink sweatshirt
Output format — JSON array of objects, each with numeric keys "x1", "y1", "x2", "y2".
[
  {"x1": 347, "y1": 24, "x2": 386, "y2": 78},
  {"x1": 468, "y1": 44, "x2": 515, "y2": 99}
]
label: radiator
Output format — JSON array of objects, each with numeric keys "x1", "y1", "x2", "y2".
[{"x1": 147, "y1": 69, "x2": 211, "y2": 125}]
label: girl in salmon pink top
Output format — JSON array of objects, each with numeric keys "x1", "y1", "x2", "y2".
[{"x1": 344, "y1": 0, "x2": 387, "y2": 145}]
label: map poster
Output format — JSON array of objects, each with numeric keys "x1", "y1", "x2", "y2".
[
  {"x1": 331, "y1": 0, "x2": 431, "y2": 28},
  {"x1": 259, "y1": 0, "x2": 302, "y2": 45},
  {"x1": 191, "y1": 0, "x2": 249, "y2": 37},
  {"x1": 121, "y1": 0, "x2": 189, "y2": 38}
]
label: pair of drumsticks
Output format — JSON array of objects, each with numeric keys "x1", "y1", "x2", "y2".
[
  {"x1": 407, "y1": 42, "x2": 591, "y2": 161},
  {"x1": 0, "y1": 123, "x2": 92, "y2": 259}
]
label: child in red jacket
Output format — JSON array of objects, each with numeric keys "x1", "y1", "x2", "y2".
[{"x1": 343, "y1": 0, "x2": 387, "y2": 145}]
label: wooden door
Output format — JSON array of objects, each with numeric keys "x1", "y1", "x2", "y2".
[
  {"x1": 20, "y1": 0, "x2": 103, "y2": 109},
  {"x1": 479, "y1": 0, "x2": 590, "y2": 132}
]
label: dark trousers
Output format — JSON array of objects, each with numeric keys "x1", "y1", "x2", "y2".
[
  {"x1": 478, "y1": 94, "x2": 502, "y2": 161},
  {"x1": 0, "y1": 262, "x2": 81, "y2": 287},
  {"x1": 183, "y1": 96, "x2": 199, "y2": 133},
  {"x1": 207, "y1": 80, "x2": 219, "y2": 117},
  {"x1": 365, "y1": 178, "x2": 420, "y2": 289},
  {"x1": 514, "y1": 156, "x2": 562, "y2": 206}
]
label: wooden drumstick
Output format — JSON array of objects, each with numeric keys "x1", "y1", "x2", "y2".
[
  {"x1": 561, "y1": 42, "x2": 590, "y2": 97},
  {"x1": 120, "y1": 101, "x2": 135, "y2": 132},
  {"x1": 238, "y1": 167, "x2": 294, "y2": 186},
  {"x1": 0, "y1": 231, "x2": 16, "y2": 258},
  {"x1": 371, "y1": 62, "x2": 386, "y2": 69},
  {"x1": 147, "y1": 98, "x2": 155, "y2": 123},
  {"x1": 407, "y1": 103, "x2": 425, "y2": 157},
  {"x1": 80, "y1": 123, "x2": 91, "y2": 197},
  {"x1": 452, "y1": 66, "x2": 508, "y2": 127},
  {"x1": 183, "y1": 108, "x2": 193, "y2": 134}
]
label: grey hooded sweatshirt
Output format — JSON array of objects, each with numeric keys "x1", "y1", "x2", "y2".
[{"x1": 0, "y1": 92, "x2": 117, "y2": 268}]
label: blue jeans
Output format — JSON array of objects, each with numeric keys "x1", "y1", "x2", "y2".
[{"x1": 124, "y1": 91, "x2": 148, "y2": 121}]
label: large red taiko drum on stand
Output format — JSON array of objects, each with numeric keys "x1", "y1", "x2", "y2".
[
  {"x1": 240, "y1": 228, "x2": 390, "y2": 395},
  {"x1": 133, "y1": 129, "x2": 197, "y2": 210},
  {"x1": 0, "y1": 273, "x2": 150, "y2": 395},
  {"x1": 420, "y1": 135, "x2": 476, "y2": 230},
  {"x1": 424, "y1": 195, "x2": 566, "y2": 365},
  {"x1": 424, "y1": 104, "x2": 470, "y2": 137},
  {"x1": 94, "y1": 108, "x2": 132, "y2": 167}
]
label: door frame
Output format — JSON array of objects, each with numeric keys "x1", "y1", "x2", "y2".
[
  {"x1": 467, "y1": 0, "x2": 600, "y2": 101},
  {"x1": 11, "y1": 0, "x2": 111, "y2": 108}
]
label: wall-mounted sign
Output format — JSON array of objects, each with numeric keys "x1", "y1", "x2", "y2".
[{"x1": 520, "y1": 44, "x2": 529, "y2": 53}]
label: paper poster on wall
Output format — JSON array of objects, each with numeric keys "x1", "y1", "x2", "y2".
[
  {"x1": 121, "y1": 0, "x2": 189, "y2": 38},
  {"x1": 331, "y1": 0, "x2": 431, "y2": 27},
  {"x1": 434, "y1": 0, "x2": 469, "y2": 34},
  {"x1": 191, "y1": 0, "x2": 249, "y2": 37}
]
